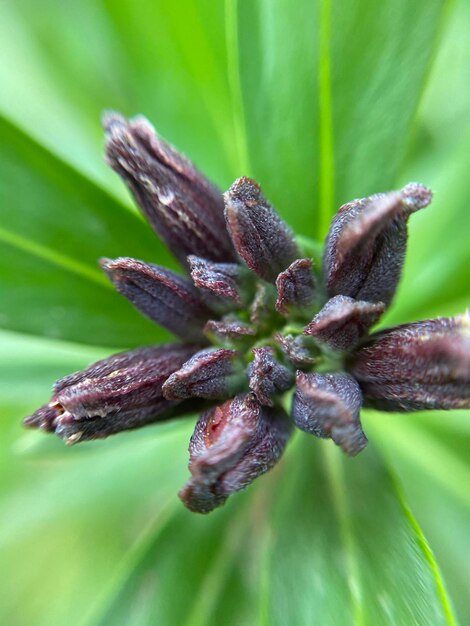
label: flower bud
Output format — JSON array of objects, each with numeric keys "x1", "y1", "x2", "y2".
[
  {"x1": 224, "y1": 177, "x2": 300, "y2": 282},
  {"x1": 101, "y1": 257, "x2": 211, "y2": 342},
  {"x1": 250, "y1": 283, "x2": 277, "y2": 326},
  {"x1": 103, "y1": 112, "x2": 236, "y2": 267},
  {"x1": 304, "y1": 295, "x2": 385, "y2": 352},
  {"x1": 323, "y1": 183, "x2": 432, "y2": 307},
  {"x1": 275, "y1": 258, "x2": 316, "y2": 316},
  {"x1": 179, "y1": 394, "x2": 292, "y2": 513},
  {"x1": 275, "y1": 333, "x2": 317, "y2": 367},
  {"x1": 24, "y1": 344, "x2": 200, "y2": 443},
  {"x1": 187, "y1": 255, "x2": 245, "y2": 305},
  {"x1": 349, "y1": 315, "x2": 470, "y2": 411},
  {"x1": 162, "y1": 348, "x2": 244, "y2": 400},
  {"x1": 204, "y1": 318, "x2": 256, "y2": 342},
  {"x1": 248, "y1": 347, "x2": 294, "y2": 406},
  {"x1": 292, "y1": 372, "x2": 366, "y2": 455}
]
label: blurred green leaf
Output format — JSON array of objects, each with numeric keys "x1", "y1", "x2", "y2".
[
  {"x1": 0, "y1": 416, "x2": 195, "y2": 626},
  {"x1": 0, "y1": 331, "x2": 107, "y2": 411},
  {"x1": 261, "y1": 440, "x2": 455, "y2": 626},
  {"x1": 238, "y1": 0, "x2": 447, "y2": 237},
  {"x1": 73, "y1": 439, "x2": 456, "y2": 626},
  {"x1": 0, "y1": 115, "x2": 175, "y2": 347},
  {"x1": 0, "y1": 0, "x2": 448, "y2": 237},
  {"x1": 0, "y1": 0, "x2": 237, "y2": 193},
  {"x1": 388, "y1": 11, "x2": 470, "y2": 323},
  {"x1": 366, "y1": 409, "x2": 470, "y2": 624},
  {"x1": 89, "y1": 499, "x2": 249, "y2": 626},
  {"x1": 0, "y1": 0, "x2": 468, "y2": 625}
]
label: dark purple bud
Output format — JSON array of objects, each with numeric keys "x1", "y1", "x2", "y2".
[
  {"x1": 179, "y1": 394, "x2": 292, "y2": 513},
  {"x1": 304, "y1": 295, "x2": 385, "y2": 352},
  {"x1": 323, "y1": 183, "x2": 432, "y2": 307},
  {"x1": 162, "y1": 348, "x2": 244, "y2": 400},
  {"x1": 101, "y1": 257, "x2": 211, "y2": 342},
  {"x1": 224, "y1": 177, "x2": 300, "y2": 282},
  {"x1": 187, "y1": 255, "x2": 244, "y2": 305},
  {"x1": 275, "y1": 258, "x2": 316, "y2": 316},
  {"x1": 275, "y1": 333, "x2": 317, "y2": 367},
  {"x1": 292, "y1": 372, "x2": 367, "y2": 456},
  {"x1": 103, "y1": 112, "x2": 236, "y2": 267},
  {"x1": 248, "y1": 347, "x2": 294, "y2": 406},
  {"x1": 34, "y1": 402, "x2": 207, "y2": 444},
  {"x1": 349, "y1": 315, "x2": 470, "y2": 411},
  {"x1": 24, "y1": 344, "x2": 200, "y2": 443},
  {"x1": 204, "y1": 318, "x2": 256, "y2": 341},
  {"x1": 25, "y1": 403, "x2": 61, "y2": 433}
]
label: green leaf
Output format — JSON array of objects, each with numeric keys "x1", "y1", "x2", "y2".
[
  {"x1": 0, "y1": 0, "x2": 466, "y2": 625},
  {"x1": 70, "y1": 437, "x2": 456, "y2": 626},
  {"x1": 0, "y1": 115, "x2": 174, "y2": 347},
  {"x1": 386, "y1": 2, "x2": 470, "y2": 323},
  {"x1": 260, "y1": 439, "x2": 455, "y2": 626},
  {"x1": 366, "y1": 409, "x2": 470, "y2": 624},
  {"x1": 0, "y1": 330, "x2": 108, "y2": 412},
  {"x1": 88, "y1": 500, "x2": 249, "y2": 626},
  {"x1": 0, "y1": 0, "x2": 237, "y2": 192},
  {"x1": 237, "y1": 0, "x2": 447, "y2": 238},
  {"x1": 0, "y1": 419, "x2": 195, "y2": 626}
]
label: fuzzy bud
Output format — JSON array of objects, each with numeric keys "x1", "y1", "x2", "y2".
[{"x1": 179, "y1": 394, "x2": 292, "y2": 513}]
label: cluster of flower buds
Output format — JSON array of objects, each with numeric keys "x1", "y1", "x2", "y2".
[{"x1": 25, "y1": 113, "x2": 470, "y2": 513}]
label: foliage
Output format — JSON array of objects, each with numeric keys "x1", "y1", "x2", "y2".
[{"x1": 0, "y1": 0, "x2": 469, "y2": 623}]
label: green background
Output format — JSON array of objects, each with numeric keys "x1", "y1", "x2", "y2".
[{"x1": 0, "y1": 0, "x2": 469, "y2": 624}]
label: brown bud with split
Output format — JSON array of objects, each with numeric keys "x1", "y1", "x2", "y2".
[
  {"x1": 204, "y1": 318, "x2": 256, "y2": 342},
  {"x1": 188, "y1": 255, "x2": 246, "y2": 306},
  {"x1": 275, "y1": 333, "x2": 317, "y2": 368},
  {"x1": 179, "y1": 394, "x2": 292, "y2": 513},
  {"x1": 275, "y1": 258, "x2": 316, "y2": 316},
  {"x1": 305, "y1": 295, "x2": 385, "y2": 352},
  {"x1": 248, "y1": 347, "x2": 294, "y2": 406}
]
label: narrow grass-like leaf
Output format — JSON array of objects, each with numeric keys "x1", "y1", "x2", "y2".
[
  {"x1": 237, "y1": 0, "x2": 447, "y2": 238},
  {"x1": 259, "y1": 437, "x2": 455, "y2": 625},
  {"x1": 0, "y1": 116, "x2": 174, "y2": 346}
]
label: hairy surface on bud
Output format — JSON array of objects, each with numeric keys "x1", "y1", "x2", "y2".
[
  {"x1": 188, "y1": 255, "x2": 244, "y2": 304},
  {"x1": 275, "y1": 333, "x2": 317, "y2": 367},
  {"x1": 51, "y1": 401, "x2": 205, "y2": 444},
  {"x1": 103, "y1": 113, "x2": 236, "y2": 267},
  {"x1": 248, "y1": 347, "x2": 295, "y2": 406},
  {"x1": 101, "y1": 257, "x2": 211, "y2": 342},
  {"x1": 275, "y1": 258, "x2": 316, "y2": 315},
  {"x1": 204, "y1": 318, "x2": 256, "y2": 341},
  {"x1": 24, "y1": 344, "x2": 200, "y2": 442},
  {"x1": 179, "y1": 394, "x2": 292, "y2": 513},
  {"x1": 323, "y1": 184, "x2": 432, "y2": 307},
  {"x1": 304, "y1": 295, "x2": 385, "y2": 352},
  {"x1": 350, "y1": 315, "x2": 470, "y2": 411},
  {"x1": 162, "y1": 348, "x2": 243, "y2": 400},
  {"x1": 292, "y1": 372, "x2": 366, "y2": 455},
  {"x1": 224, "y1": 177, "x2": 300, "y2": 282}
]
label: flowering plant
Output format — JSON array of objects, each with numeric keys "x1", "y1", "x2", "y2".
[
  {"x1": 1, "y1": 0, "x2": 470, "y2": 623},
  {"x1": 26, "y1": 113, "x2": 469, "y2": 513}
]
